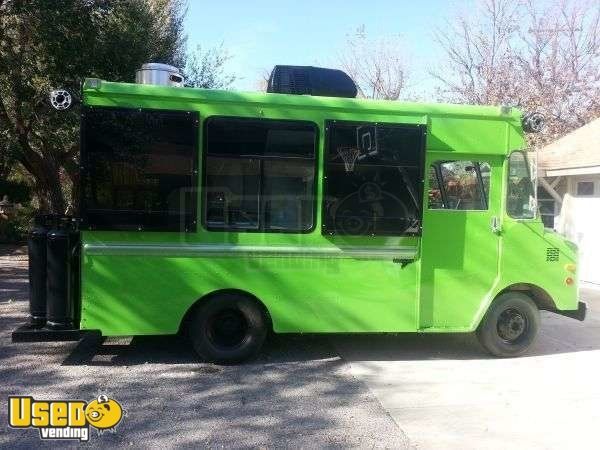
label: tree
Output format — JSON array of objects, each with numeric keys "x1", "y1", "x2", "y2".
[
  {"x1": 338, "y1": 26, "x2": 409, "y2": 100},
  {"x1": 0, "y1": 0, "x2": 186, "y2": 213},
  {"x1": 254, "y1": 68, "x2": 272, "y2": 92},
  {"x1": 433, "y1": 0, "x2": 600, "y2": 147},
  {"x1": 184, "y1": 44, "x2": 236, "y2": 89},
  {"x1": 0, "y1": 0, "x2": 236, "y2": 214}
]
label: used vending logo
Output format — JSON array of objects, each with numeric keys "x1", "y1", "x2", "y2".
[{"x1": 8, "y1": 394, "x2": 124, "y2": 441}]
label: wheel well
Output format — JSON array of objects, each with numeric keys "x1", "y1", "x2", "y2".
[
  {"x1": 497, "y1": 283, "x2": 556, "y2": 311},
  {"x1": 178, "y1": 289, "x2": 273, "y2": 334}
]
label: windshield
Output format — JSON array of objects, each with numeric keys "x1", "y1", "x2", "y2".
[{"x1": 507, "y1": 151, "x2": 536, "y2": 219}]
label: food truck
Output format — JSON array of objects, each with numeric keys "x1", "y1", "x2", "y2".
[{"x1": 13, "y1": 64, "x2": 586, "y2": 362}]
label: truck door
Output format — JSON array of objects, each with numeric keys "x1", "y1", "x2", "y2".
[{"x1": 419, "y1": 154, "x2": 503, "y2": 329}]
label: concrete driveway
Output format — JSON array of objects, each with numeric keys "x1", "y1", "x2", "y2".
[
  {"x1": 1, "y1": 246, "x2": 598, "y2": 449},
  {"x1": 333, "y1": 285, "x2": 600, "y2": 449}
]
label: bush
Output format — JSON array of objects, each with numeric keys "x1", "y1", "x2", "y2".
[
  {"x1": 0, "y1": 179, "x2": 31, "y2": 204},
  {"x1": 0, "y1": 205, "x2": 35, "y2": 243}
]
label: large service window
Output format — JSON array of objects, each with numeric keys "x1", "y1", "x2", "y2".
[
  {"x1": 322, "y1": 121, "x2": 425, "y2": 235},
  {"x1": 203, "y1": 117, "x2": 317, "y2": 232},
  {"x1": 81, "y1": 107, "x2": 198, "y2": 231}
]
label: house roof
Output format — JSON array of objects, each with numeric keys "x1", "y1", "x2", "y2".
[{"x1": 539, "y1": 118, "x2": 600, "y2": 175}]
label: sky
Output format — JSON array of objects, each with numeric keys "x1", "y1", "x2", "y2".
[{"x1": 184, "y1": 0, "x2": 472, "y2": 96}]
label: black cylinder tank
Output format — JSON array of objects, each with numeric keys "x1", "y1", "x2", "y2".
[
  {"x1": 27, "y1": 215, "x2": 52, "y2": 326},
  {"x1": 46, "y1": 217, "x2": 79, "y2": 329}
]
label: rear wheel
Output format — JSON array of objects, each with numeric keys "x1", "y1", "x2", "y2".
[
  {"x1": 188, "y1": 293, "x2": 268, "y2": 363},
  {"x1": 477, "y1": 292, "x2": 540, "y2": 357}
]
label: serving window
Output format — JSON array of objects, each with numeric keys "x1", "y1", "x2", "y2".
[
  {"x1": 322, "y1": 121, "x2": 426, "y2": 236},
  {"x1": 202, "y1": 117, "x2": 317, "y2": 232},
  {"x1": 81, "y1": 107, "x2": 199, "y2": 231}
]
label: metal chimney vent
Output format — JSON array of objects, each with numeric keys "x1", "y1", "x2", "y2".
[{"x1": 135, "y1": 63, "x2": 184, "y2": 87}]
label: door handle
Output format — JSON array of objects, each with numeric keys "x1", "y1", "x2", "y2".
[
  {"x1": 393, "y1": 258, "x2": 414, "y2": 268},
  {"x1": 490, "y1": 216, "x2": 502, "y2": 234}
]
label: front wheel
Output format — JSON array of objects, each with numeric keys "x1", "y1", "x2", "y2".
[
  {"x1": 188, "y1": 293, "x2": 268, "y2": 363},
  {"x1": 477, "y1": 292, "x2": 540, "y2": 357}
]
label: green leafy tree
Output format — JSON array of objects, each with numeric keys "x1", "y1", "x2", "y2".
[
  {"x1": 184, "y1": 44, "x2": 236, "y2": 89},
  {"x1": 0, "y1": 0, "x2": 236, "y2": 214}
]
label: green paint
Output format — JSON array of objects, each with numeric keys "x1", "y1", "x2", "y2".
[{"x1": 79, "y1": 80, "x2": 579, "y2": 336}]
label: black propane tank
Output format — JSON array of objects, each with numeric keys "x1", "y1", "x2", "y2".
[
  {"x1": 27, "y1": 215, "x2": 52, "y2": 326},
  {"x1": 46, "y1": 217, "x2": 79, "y2": 329}
]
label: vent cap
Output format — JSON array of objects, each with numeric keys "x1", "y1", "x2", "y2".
[
  {"x1": 267, "y1": 65, "x2": 357, "y2": 98},
  {"x1": 135, "y1": 63, "x2": 184, "y2": 87}
]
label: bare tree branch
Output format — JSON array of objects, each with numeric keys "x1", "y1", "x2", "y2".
[
  {"x1": 338, "y1": 26, "x2": 409, "y2": 100},
  {"x1": 432, "y1": 0, "x2": 600, "y2": 147}
]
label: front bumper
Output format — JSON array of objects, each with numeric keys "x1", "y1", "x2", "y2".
[{"x1": 553, "y1": 301, "x2": 587, "y2": 321}]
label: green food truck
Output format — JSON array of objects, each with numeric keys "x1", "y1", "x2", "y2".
[{"x1": 13, "y1": 64, "x2": 586, "y2": 363}]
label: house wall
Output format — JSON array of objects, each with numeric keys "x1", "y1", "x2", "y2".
[
  {"x1": 567, "y1": 175, "x2": 600, "y2": 198},
  {"x1": 555, "y1": 173, "x2": 600, "y2": 284}
]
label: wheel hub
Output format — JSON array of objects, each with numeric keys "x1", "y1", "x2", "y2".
[
  {"x1": 207, "y1": 309, "x2": 249, "y2": 349},
  {"x1": 497, "y1": 308, "x2": 527, "y2": 342}
]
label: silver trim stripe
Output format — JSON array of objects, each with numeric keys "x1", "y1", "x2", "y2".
[{"x1": 83, "y1": 243, "x2": 418, "y2": 260}]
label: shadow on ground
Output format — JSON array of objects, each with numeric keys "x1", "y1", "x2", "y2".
[
  {"x1": 2, "y1": 247, "x2": 598, "y2": 448},
  {"x1": 0, "y1": 248, "x2": 28, "y2": 303},
  {"x1": 61, "y1": 333, "x2": 339, "y2": 366},
  {"x1": 0, "y1": 300, "x2": 409, "y2": 448}
]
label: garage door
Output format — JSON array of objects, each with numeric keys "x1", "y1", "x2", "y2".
[{"x1": 557, "y1": 193, "x2": 600, "y2": 285}]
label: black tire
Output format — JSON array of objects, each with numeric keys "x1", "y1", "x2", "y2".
[
  {"x1": 187, "y1": 293, "x2": 268, "y2": 363},
  {"x1": 477, "y1": 292, "x2": 540, "y2": 357}
]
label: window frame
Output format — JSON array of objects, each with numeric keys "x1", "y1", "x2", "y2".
[
  {"x1": 576, "y1": 181, "x2": 595, "y2": 196},
  {"x1": 201, "y1": 115, "x2": 319, "y2": 234},
  {"x1": 428, "y1": 160, "x2": 491, "y2": 211},
  {"x1": 79, "y1": 105, "x2": 200, "y2": 232},
  {"x1": 322, "y1": 119, "x2": 427, "y2": 236}
]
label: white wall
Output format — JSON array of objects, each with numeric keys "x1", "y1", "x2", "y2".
[{"x1": 556, "y1": 174, "x2": 600, "y2": 284}]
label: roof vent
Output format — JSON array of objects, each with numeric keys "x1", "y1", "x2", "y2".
[
  {"x1": 267, "y1": 65, "x2": 357, "y2": 98},
  {"x1": 135, "y1": 63, "x2": 184, "y2": 87}
]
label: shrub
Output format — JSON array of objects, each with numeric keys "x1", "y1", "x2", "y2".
[{"x1": 0, "y1": 205, "x2": 35, "y2": 243}]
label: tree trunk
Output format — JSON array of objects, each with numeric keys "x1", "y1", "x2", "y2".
[{"x1": 14, "y1": 138, "x2": 67, "y2": 214}]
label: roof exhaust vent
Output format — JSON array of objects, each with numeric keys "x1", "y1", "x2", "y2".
[
  {"x1": 135, "y1": 63, "x2": 184, "y2": 87},
  {"x1": 267, "y1": 65, "x2": 357, "y2": 98}
]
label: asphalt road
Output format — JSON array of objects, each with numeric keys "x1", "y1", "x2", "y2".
[{"x1": 1, "y1": 246, "x2": 598, "y2": 449}]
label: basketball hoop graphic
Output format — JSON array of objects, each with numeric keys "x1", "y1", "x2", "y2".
[{"x1": 337, "y1": 147, "x2": 361, "y2": 172}]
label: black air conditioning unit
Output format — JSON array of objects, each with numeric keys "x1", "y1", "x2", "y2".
[{"x1": 267, "y1": 65, "x2": 358, "y2": 98}]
